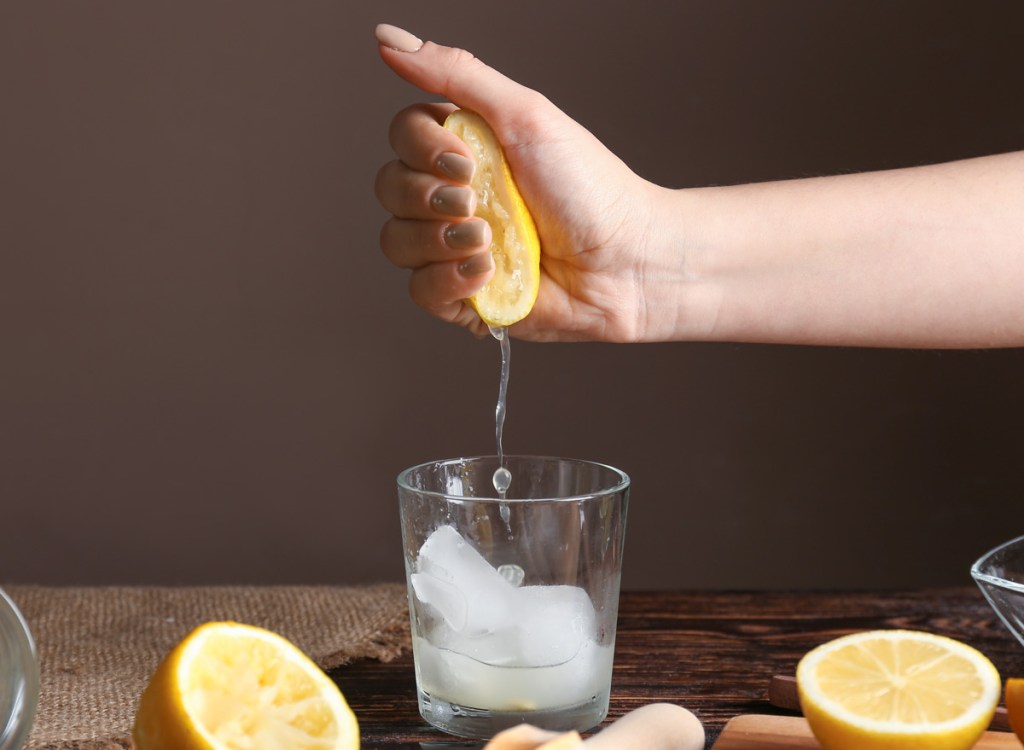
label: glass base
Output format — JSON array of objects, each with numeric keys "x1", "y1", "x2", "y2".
[{"x1": 417, "y1": 687, "x2": 609, "y2": 739}]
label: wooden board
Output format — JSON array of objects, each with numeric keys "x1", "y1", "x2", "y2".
[{"x1": 711, "y1": 715, "x2": 1020, "y2": 749}]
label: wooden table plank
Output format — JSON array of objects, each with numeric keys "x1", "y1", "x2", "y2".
[
  {"x1": 710, "y1": 715, "x2": 1020, "y2": 750},
  {"x1": 330, "y1": 588, "x2": 1024, "y2": 749}
]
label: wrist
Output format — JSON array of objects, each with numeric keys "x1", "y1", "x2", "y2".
[{"x1": 633, "y1": 184, "x2": 727, "y2": 343}]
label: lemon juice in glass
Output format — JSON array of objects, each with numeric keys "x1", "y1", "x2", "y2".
[{"x1": 398, "y1": 455, "x2": 629, "y2": 738}]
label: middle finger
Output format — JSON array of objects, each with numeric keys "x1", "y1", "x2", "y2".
[
  {"x1": 380, "y1": 217, "x2": 492, "y2": 270},
  {"x1": 375, "y1": 159, "x2": 476, "y2": 220}
]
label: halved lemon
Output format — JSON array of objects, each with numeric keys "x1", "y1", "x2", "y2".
[
  {"x1": 444, "y1": 109, "x2": 541, "y2": 328},
  {"x1": 796, "y1": 629, "x2": 1000, "y2": 750},
  {"x1": 1006, "y1": 677, "x2": 1024, "y2": 742},
  {"x1": 132, "y1": 621, "x2": 359, "y2": 750}
]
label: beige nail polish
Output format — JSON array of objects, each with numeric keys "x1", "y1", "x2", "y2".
[
  {"x1": 431, "y1": 186, "x2": 474, "y2": 217},
  {"x1": 445, "y1": 220, "x2": 488, "y2": 250},
  {"x1": 375, "y1": 24, "x2": 423, "y2": 53},
  {"x1": 437, "y1": 152, "x2": 474, "y2": 183},
  {"x1": 458, "y1": 252, "x2": 494, "y2": 278}
]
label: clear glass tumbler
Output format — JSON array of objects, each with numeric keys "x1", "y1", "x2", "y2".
[
  {"x1": 0, "y1": 588, "x2": 38, "y2": 750},
  {"x1": 398, "y1": 455, "x2": 630, "y2": 738}
]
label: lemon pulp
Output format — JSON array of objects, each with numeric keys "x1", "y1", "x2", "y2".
[
  {"x1": 796, "y1": 630, "x2": 1000, "y2": 750},
  {"x1": 444, "y1": 109, "x2": 540, "y2": 327},
  {"x1": 133, "y1": 621, "x2": 359, "y2": 750}
]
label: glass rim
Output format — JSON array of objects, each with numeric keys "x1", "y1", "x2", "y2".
[
  {"x1": 970, "y1": 533, "x2": 1024, "y2": 593},
  {"x1": 396, "y1": 454, "x2": 630, "y2": 504}
]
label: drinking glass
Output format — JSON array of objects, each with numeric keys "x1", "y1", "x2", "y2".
[
  {"x1": 398, "y1": 455, "x2": 630, "y2": 738},
  {"x1": 0, "y1": 588, "x2": 38, "y2": 750}
]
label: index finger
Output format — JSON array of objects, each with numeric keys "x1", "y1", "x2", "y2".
[{"x1": 389, "y1": 102, "x2": 475, "y2": 183}]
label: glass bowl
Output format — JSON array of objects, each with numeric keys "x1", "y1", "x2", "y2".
[
  {"x1": 0, "y1": 588, "x2": 38, "y2": 750},
  {"x1": 971, "y1": 534, "x2": 1024, "y2": 648}
]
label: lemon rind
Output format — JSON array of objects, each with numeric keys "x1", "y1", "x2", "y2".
[
  {"x1": 174, "y1": 622, "x2": 359, "y2": 750},
  {"x1": 796, "y1": 629, "x2": 1001, "y2": 735}
]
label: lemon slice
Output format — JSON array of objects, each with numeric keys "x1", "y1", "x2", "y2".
[
  {"x1": 133, "y1": 621, "x2": 359, "y2": 750},
  {"x1": 444, "y1": 109, "x2": 541, "y2": 327},
  {"x1": 796, "y1": 630, "x2": 1000, "y2": 750}
]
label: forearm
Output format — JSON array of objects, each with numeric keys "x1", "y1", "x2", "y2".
[{"x1": 650, "y1": 151, "x2": 1024, "y2": 347}]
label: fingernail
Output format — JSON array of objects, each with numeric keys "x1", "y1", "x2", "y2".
[
  {"x1": 431, "y1": 186, "x2": 474, "y2": 217},
  {"x1": 445, "y1": 220, "x2": 489, "y2": 249},
  {"x1": 437, "y1": 152, "x2": 474, "y2": 183},
  {"x1": 375, "y1": 23, "x2": 423, "y2": 53},
  {"x1": 458, "y1": 252, "x2": 494, "y2": 278}
]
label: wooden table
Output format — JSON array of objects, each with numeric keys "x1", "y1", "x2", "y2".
[{"x1": 332, "y1": 588, "x2": 1024, "y2": 749}]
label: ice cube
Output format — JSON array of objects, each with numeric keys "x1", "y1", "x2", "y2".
[
  {"x1": 412, "y1": 526, "x2": 600, "y2": 673},
  {"x1": 511, "y1": 584, "x2": 597, "y2": 667},
  {"x1": 434, "y1": 619, "x2": 524, "y2": 667},
  {"x1": 413, "y1": 525, "x2": 515, "y2": 636},
  {"x1": 411, "y1": 570, "x2": 468, "y2": 631},
  {"x1": 427, "y1": 582, "x2": 598, "y2": 669}
]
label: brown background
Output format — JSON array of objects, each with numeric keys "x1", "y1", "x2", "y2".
[{"x1": 2, "y1": 1, "x2": 1023, "y2": 590}]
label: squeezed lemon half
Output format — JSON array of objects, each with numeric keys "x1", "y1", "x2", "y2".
[
  {"x1": 444, "y1": 109, "x2": 541, "y2": 327},
  {"x1": 132, "y1": 621, "x2": 359, "y2": 750},
  {"x1": 796, "y1": 629, "x2": 1000, "y2": 750}
]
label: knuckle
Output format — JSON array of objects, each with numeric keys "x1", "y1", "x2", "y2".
[
  {"x1": 374, "y1": 160, "x2": 412, "y2": 209},
  {"x1": 372, "y1": 162, "x2": 392, "y2": 203},
  {"x1": 389, "y1": 104, "x2": 429, "y2": 149},
  {"x1": 407, "y1": 271, "x2": 435, "y2": 310},
  {"x1": 511, "y1": 91, "x2": 556, "y2": 135},
  {"x1": 438, "y1": 47, "x2": 485, "y2": 97}
]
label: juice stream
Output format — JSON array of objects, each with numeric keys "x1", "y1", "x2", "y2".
[{"x1": 489, "y1": 325, "x2": 512, "y2": 498}]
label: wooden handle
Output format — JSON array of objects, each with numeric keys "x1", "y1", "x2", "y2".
[
  {"x1": 484, "y1": 704, "x2": 703, "y2": 750},
  {"x1": 584, "y1": 703, "x2": 704, "y2": 750},
  {"x1": 768, "y1": 675, "x2": 1011, "y2": 731}
]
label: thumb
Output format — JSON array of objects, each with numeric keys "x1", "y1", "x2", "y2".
[{"x1": 375, "y1": 24, "x2": 540, "y2": 129}]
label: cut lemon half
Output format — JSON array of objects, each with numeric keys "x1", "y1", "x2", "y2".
[
  {"x1": 444, "y1": 109, "x2": 541, "y2": 328},
  {"x1": 133, "y1": 621, "x2": 359, "y2": 750},
  {"x1": 1006, "y1": 677, "x2": 1024, "y2": 742},
  {"x1": 796, "y1": 630, "x2": 1000, "y2": 750}
]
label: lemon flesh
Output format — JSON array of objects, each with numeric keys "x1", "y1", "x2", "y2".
[
  {"x1": 133, "y1": 621, "x2": 359, "y2": 750},
  {"x1": 796, "y1": 630, "x2": 1000, "y2": 750},
  {"x1": 444, "y1": 109, "x2": 540, "y2": 328}
]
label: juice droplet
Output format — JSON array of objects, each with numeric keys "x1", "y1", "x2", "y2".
[{"x1": 492, "y1": 466, "x2": 512, "y2": 496}]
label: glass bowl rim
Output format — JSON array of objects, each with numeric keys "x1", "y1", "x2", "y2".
[{"x1": 970, "y1": 533, "x2": 1024, "y2": 594}]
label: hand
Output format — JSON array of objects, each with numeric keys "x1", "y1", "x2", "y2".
[{"x1": 374, "y1": 24, "x2": 663, "y2": 342}]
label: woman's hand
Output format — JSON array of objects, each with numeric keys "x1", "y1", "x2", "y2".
[{"x1": 374, "y1": 24, "x2": 664, "y2": 342}]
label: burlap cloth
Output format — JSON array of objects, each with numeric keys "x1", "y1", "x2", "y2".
[{"x1": 3, "y1": 584, "x2": 411, "y2": 750}]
